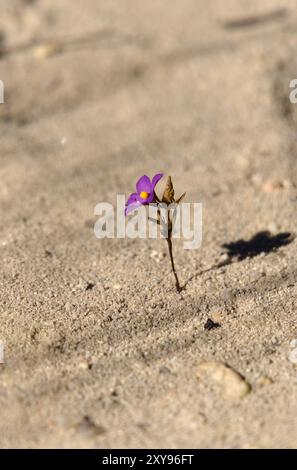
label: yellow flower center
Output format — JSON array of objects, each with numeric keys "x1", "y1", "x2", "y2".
[{"x1": 140, "y1": 191, "x2": 149, "y2": 199}]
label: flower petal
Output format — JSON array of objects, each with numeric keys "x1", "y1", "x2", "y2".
[
  {"x1": 136, "y1": 175, "x2": 152, "y2": 194},
  {"x1": 126, "y1": 192, "x2": 138, "y2": 206},
  {"x1": 146, "y1": 193, "x2": 155, "y2": 203},
  {"x1": 125, "y1": 200, "x2": 142, "y2": 215},
  {"x1": 151, "y1": 173, "x2": 163, "y2": 190}
]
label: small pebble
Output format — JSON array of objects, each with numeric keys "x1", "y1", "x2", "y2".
[
  {"x1": 217, "y1": 253, "x2": 231, "y2": 267},
  {"x1": 150, "y1": 250, "x2": 165, "y2": 262},
  {"x1": 197, "y1": 361, "x2": 251, "y2": 400},
  {"x1": 86, "y1": 282, "x2": 95, "y2": 291},
  {"x1": 290, "y1": 339, "x2": 297, "y2": 349},
  {"x1": 257, "y1": 376, "x2": 273, "y2": 387},
  {"x1": 204, "y1": 318, "x2": 221, "y2": 330},
  {"x1": 288, "y1": 349, "x2": 297, "y2": 364},
  {"x1": 267, "y1": 222, "x2": 278, "y2": 233},
  {"x1": 33, "y1": 41, "x2": 62, "y2": 59},
  {"x1": 262, "y1": 179, "x2": 284, "y2": 193}
]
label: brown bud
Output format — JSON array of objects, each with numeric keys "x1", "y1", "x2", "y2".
[{"x1": 162, "y1": 176, "x2": 175, "y2": 204}]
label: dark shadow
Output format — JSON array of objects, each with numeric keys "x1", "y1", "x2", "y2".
[
  {"x1": 181, "y1": 231, "x2": 294, "y2": 290},
  {"x1": 222, "y1": 8, "x2": 287, "y2": 30},
  {"x1": 222, "y1": 231, "x2": 294, "y2": 261}
]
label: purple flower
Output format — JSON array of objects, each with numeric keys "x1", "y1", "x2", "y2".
[{"x1": 125, "y1": 173, "x2": 163, "y2": 215}]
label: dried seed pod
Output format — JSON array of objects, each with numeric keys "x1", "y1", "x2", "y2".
[{"x1": 162, "y1": 176, "x2": 175, "y2": 204}]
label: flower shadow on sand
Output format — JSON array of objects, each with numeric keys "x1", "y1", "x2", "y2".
[
  {"x1": 182, "y1": 230, "x2": 294, "y2": 290},
  {"x1": 222, "y1": 230, "x2": 294, "y2": 261}
]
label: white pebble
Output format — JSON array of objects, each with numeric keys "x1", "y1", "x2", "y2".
[
  {"x1": 288, "y1": 349, "x2": 297, "y2": 364},
  {"x1": 290, "y1": 339, "x2": 297, "y2": 349}
]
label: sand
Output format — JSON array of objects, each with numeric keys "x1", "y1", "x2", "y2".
[{"x1": 0, "y1": 0, "x2": 297, "y2": 448}]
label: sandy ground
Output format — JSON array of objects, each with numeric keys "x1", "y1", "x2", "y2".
[{"x1": 0, "y1": 0, "x2": 297, "y2": 449}]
